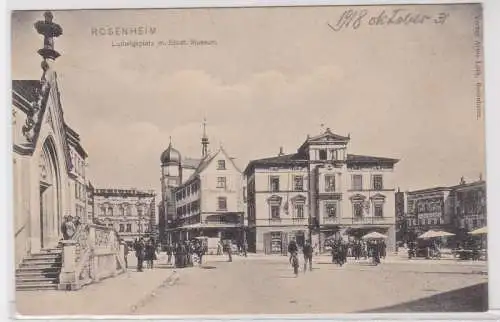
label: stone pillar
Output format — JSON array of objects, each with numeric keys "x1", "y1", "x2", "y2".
[
  {"x1": 387, "y1": 225, "x2": 396, "y2": 253},
  {"x1": 58, "y1": 240, "x2": 81, "y2": 290},
  {"x1": 119, "y1": 242, "x2": 126, "y2": 273}
]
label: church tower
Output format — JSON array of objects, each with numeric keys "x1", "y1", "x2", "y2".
[{"x1": 159, "y1": 137, "x2": 182, "y2": 243}]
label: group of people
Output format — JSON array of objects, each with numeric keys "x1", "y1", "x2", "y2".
[
  {"x1": 61, "y1": 215, "x2": 82, "y2": 240},
  {"x1": 165, "y1": 239, "x2": 207, "y2": 268},
  {"x1": 285, "y1": 238, "x2": 388, "y2": 274},
  {"x1": 132, "y1": 237, "x2": 158, "y2": 272},
  {"x1": 287, "y1": 239, "x2": 314, "y2": 275}
]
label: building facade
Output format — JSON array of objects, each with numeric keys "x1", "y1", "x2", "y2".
[
  {"x1": 395, "y1": 178, "x2": 486, "y2": 242},
  {"x1": 12, "y1": 12, "x2": 92, "y2": 265},
  {"x1": 244, "y1": 128, "x2": 399, "y2": 254},
  {"x1": 452, "y1": 180, "x2": 487, "y2": 232},
  {"x1": 158, "y1": 141, "x2": 203, "y2": 244},
  {"x1": 92, "y1": 188, "x2": 156, "y2": 245},
  {"x1": 405, "y1": 187, "x2": 455, "y2": 236},
  {"x1": 172, "y1": 147, "x2": 246, "y2": 241}
]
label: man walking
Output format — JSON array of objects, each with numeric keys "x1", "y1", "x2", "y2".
[{"x1": 302, "y1": 239, "x2": 313, "y2": 273}]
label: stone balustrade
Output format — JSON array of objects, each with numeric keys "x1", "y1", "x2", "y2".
[{"x1": 58, "y1": 224, "x2": 126, "y2": 291}]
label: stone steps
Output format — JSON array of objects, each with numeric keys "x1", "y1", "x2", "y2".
[{"x1": 16, "y1": 249, "x2": 62, "y2": 291}]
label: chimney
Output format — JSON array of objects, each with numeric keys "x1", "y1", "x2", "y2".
[{"x1": 278, "y1": 147, "x2": 284, "y2": 156}]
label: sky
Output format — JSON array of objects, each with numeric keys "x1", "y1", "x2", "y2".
[{"x1": 10, "y1": 4, "x2": 485, "y2": 197}]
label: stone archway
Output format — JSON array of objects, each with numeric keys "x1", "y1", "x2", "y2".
[{"x1": 39, "y1": 137, "x2": 61, "y2": 249}]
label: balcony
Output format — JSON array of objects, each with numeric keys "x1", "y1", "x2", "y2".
[
  {"x1": 255, "y1": 217, "x2": 308, "y2": 226},
  {"x1": 322, "y1": 217, "x2": 341, "y2": 225},
  {"x1": 351, "y1": 216, "x2": 394, "y2": 225}
]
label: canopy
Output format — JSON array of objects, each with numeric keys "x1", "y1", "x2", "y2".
[
  {"x1": 469, "y1": 226, "x2": 487, "y2": 235},
  {"x1": 362, "y1": 232, "x2": 388, "y2": 240},
  {"x1": 418, "y1": 230, "x2": 455, "y2": 239}
]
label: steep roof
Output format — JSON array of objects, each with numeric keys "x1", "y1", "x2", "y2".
[
  {"x1": 180, "y1": 147, "x2": 241, "y2": 186},
  {"x1": 182, "y1": 158, "x2": 201, "y2": 169},
  {"x1": 65, "y1": 123, "x2": 88, "y2": 158}
]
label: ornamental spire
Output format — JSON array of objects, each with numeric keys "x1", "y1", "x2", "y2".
[{"x1": 201, "y1": 118, "x2": 209, "y2": 157}]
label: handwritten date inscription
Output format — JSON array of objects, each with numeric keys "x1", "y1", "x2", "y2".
[{"x1": 328, "y1": 9, "x2": 449, "y2": 32}]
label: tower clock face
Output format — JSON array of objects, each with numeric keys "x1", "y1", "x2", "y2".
[{"x1": 168, "y1": 179, "x2": 177, "y2": 186}]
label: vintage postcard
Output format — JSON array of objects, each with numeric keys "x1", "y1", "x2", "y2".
[{"x1": 10, "y1": 3, "x2": 488, "y2": 317}]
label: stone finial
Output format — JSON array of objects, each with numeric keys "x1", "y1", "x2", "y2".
[{"x1": 35, "y1": 11, "x2": 63, "y2": 61}]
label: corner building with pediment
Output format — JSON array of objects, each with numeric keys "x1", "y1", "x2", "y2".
[{"x1": 244, "y1": 128, "x2": 399, "y2": 254}]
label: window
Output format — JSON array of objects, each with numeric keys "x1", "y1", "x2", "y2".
[
  {"x1": 294, "y1": 176, "x2": 304, "y2": 191},
  {"x1": 325, "y1": 175, "x2": 335, "y2": 192},
  {"x1": 374, "y1": 204, "x2": 383, "y2": 217},
  {"x1": 353, "y1": 203, "x2": 363, "y2": 218},
  {"x1": 437, "y1": 218, "x2": 441, "y2": 225},
  {"x1": 126, "y1": 206, "x2": 132, "y2": 217},
  {"x1": 271, "y1": 205, "x2": 280, "y2": 219},
  {"x1": 352, "y1": 175, "x2": 363, "y2": 190},
  {"x1": 217, "y1": 197, "x2": 227, "y2": 211},
  {"x1": 120, "y1": 207, "x2": 125, "y2": 217},
  {"x1": 126, "y1": 224, "x2": 132, "y2": 232},
  {"x1": 217, "y1": 177, "x2": 227, "y2": 188},
  {"x1": 108, "y1": 207, "x2": 113, "y2": 216},
  {"x1": 187, "y1": 186, "x2": 191, "y2": 195},
  {"x1": 319, "y1": 149, "x2": 327, "y2": 160},
  {"x1": 424, "y1": 219, "x2": 428, "y2": 225},
  {"x1": 325, "y1": 202, "x2": 337, "y2": 218},
  {"x1": 119, "y1": 224, "x2": 124, "y2": 232},
  {"x1": 373, "y1": 175, "x2": 383, "y2": 190},
  {"x1": 217, "y1": 160, "x2": 226, "y2": 170},
  {"x1": 270, "y1": 176, "x2": 280, "y2": 192},
  {"x1": 100, "y1": 207, "x2": 106, "y2": 216},
  {"x1": 137, "y1": 207, "x2": 143, "y2": 218},
  {"x1": 294, "y1": 204, "x2": 304, "y2": 218}
]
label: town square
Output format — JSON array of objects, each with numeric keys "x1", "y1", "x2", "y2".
[{"x1": 10, "y1": 5, "x2": 489, "y2": 317}]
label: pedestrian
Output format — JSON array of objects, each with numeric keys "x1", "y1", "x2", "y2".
[
  {"x1": 243, "y1": 239, "x2": 248, "y2": 258},
  {"x1": 135, "y1": 238, "x2": 145, "y2": 272},
  {"x1": 123, "y1": 242, "x2": 129, "y2": 269},
  {"x1": 166, "y1": 243, "x2": 173, "y2": 265},
  {"x1": 225, "y1": 240, "x2": 233, "y2": 262},
  {"x1": 302, "y1": 239, "x2": 313, "y2": 273},
  {"x1": 145, "y1": 239, "x2": 156, "y2": 269},
  {"x1": 217, "y1": 241, "x2": 222, "y2": 256}
]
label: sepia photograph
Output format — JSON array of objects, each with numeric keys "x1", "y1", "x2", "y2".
[{"x1": 10, "y1": 3, "x2": 488, "y2": 316}]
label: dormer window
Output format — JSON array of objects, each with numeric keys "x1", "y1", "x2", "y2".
[
  {"x1": 217, "y1": 160, "x2": 226, "y2": 170},
  {"x1": 319, "y1": 149, "x2": 327, "y2": 160}
]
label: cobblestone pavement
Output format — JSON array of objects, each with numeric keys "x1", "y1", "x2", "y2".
[{"x1": 15, "y1": 254, "x2": 488, "y2": 316}]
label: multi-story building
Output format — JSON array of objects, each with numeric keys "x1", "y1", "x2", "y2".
[
  {"x1": 66, "y1": 124, "x2": 89, "y2": 223},
  {"x1": 158, "y1": 140, "x2": 202, "y2": 244},
  {"x1": 159, "y1": 120, "x2": 246, "y2": 244},
  {"x1": 395, "y1": 177, "x2": 486, "y2": 242},
  {"x1": 451, "y1": 179, "x2": 486, "y2": 232},
  {"x1": 244, "y1": 128, "x2": 399, "y2": 254},
  {"x1": 92, "y1": 188, "x2": 156, "y2": 246},
  {"x1": 172, "y1": 147, "x2": 245, "y2": 241},
  {"x1": 12, "y1": 12, "x2": 92, "y2": 264},
  {"x1": 404, "y1": 187, "x2": 455, "y2": 236}
]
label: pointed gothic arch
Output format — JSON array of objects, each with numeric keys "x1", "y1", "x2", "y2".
[{"x1": 39, "y1": 135, "x2": 62, "y2": 248}]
